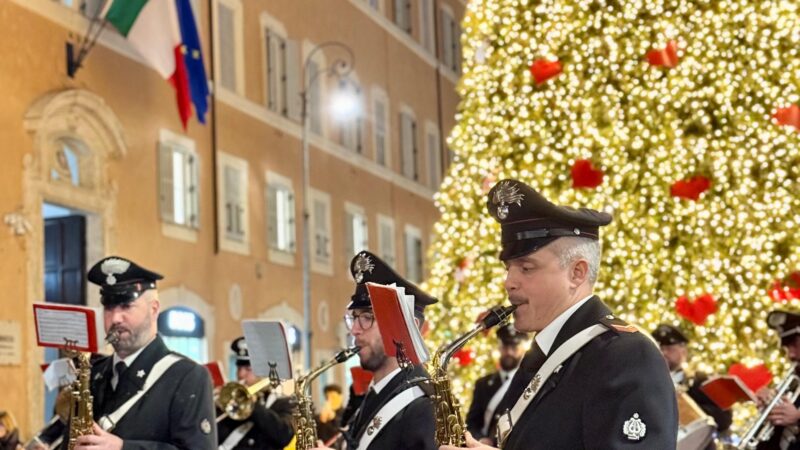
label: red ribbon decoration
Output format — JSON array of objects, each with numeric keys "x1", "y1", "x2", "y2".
[
  {"x1": 571, "y1": 159, "x2": 604, "y2": 189},
  {"x1": 530, "y1": 59, "x2": 563, "y2": 85},
  {"x1": 773, "y1": 105, "x2": 800, "y2": 131},
  {"x1": 768, "y1": 271, "x2": 800, "y2": 302},
  {"x1": 675, "y1": 293, "x2": 717, "y2": 325},
  {"x1": 647, "y1": 40, "x2": 680, "y2": 68},
  {"x1": 727, "y1": 363, "x2": 772, "y2": 393},
  {"x1": 670, "y1": 175, "x2": 711, "y2": 201}
]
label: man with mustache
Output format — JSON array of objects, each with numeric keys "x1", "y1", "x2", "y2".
[
  {"x1": 441, "y1": 179, "x2": 677, "y2": 450},
  {"x1": 465, "y1": 323, "x2": 529, "y2": 444},
  {"x1": 310, "y1": 250, "x2": 437, "y2": 450},
  {"x1": 71, "y1": 256, "x2": 216, "y2": 450}
]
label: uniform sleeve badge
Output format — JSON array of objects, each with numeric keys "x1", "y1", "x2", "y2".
[
  {"x1": 200, "y1": 418, "x2": 212, "y2": 435},
  {"x1": 622, "y1": 413, "x2": 646, "y2": 441}
]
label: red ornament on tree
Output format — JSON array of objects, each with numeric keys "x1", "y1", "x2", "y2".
[
  {"x1": 530, "y1": 58, "x2": 562, "y2": 85},
  {"x1": 647, "y1": 40, "x2": 680, "y2": 68},
  {"x1": 675, "y1": 293, "x2": 717, "y2": 325},
  {"x1": 768, "y1": 271, "x2": 800, "y2": 302},
  {"x1": 453, "y1": 347, "x2": 475, "y2": 367},
  {"x1": 571, "y1": 159, "x2": 604, "y2": 189},
  {"x1": 670, "y1": 175, "x2": 711, "y2": 201},
  {"x1": 773, "y1": 105, "x2": 800, "y2": 131},
  {"x1": 727, "y1": 363, "x2": 772, "y2": 393}
]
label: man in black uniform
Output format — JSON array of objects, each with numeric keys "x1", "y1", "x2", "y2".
[
  {"x1": 311, "y1": 250, "x2": 437, "y2": 450},
  {"x1": 465, "y1": 323, "x2": 529, "y2": 444},
  {"x1": 652, "y1": 323, "x2": 732, "y2": 447},
  {"x1": 217, "y1": 337, "x2": 295, "y2": 450},
  {"x1": 756, "y1": 310, "x2": 800, "y2": 450},
  {"x1": 71, "y1": 256, "x2": 217, "y2": 450},
  {"x1": 442, "y1": 179, "x2": 678, "y2": 450}
]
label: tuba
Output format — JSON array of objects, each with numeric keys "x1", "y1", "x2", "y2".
[
  {"x1": 293, "y1": 346, "x2": 361, "y2": 450},
  {"x1": 428, "y1": 304, "x2": 517, "y2": 446},
  {"x1": 737, "y1": 362, "x2": 800, "y2": 449}
]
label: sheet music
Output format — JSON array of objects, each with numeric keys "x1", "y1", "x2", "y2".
[
  {"x1": 35, "y1": 308, "x2": 91, "y2": 348},
  {"x1": 242, "y1": 320, "x2": 293, "y2": 379}
]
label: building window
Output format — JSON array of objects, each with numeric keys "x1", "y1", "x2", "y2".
[
  {"x1": 217, "y1": 152, "x2": 249, "y2": 254},
  {"x1": 404, "y1": 225, "x2": 423, "y2": 283},
  {"x1": 50, "y1": 138, "x2": 89, "y2": 188},
  {"x1": 400, "y1": 109, "x2": 418, "y2": 180},
  {"x1": 393, "y1": 0, "x2": 412, "y2": 34},
  {"x1": 266, "y1": 172, "x2": 296, "y2": 254},
  {"x1": 377, "y1": 215, "x2": 396, "y2": 267},
  {"x1": 344, "y1": 204, "x2": 369, "y2": 258},
  {"x1": 158, "y1": 130, "x2": 200, "y2": 229},
  {"x1": 337, "y1": 83, "x2": 363, "y2": 153},
  {"x1": 419, "y1": 0, "x2": 435, "y2": 54},
  {"x1": 372, "y1": 89, "x2": 389, "y2": 167},
  {"x1": 310, "y1": 190, "x2": 332, "y2": 272},
  {"x1": 425, "y1": 123, "x2": 441, "y2": 188},
  {"x1": 440, "y1": 7, "x2": 461, "y2": 73},
  {"x1": 217, "y1": 1, "x2": 241, "y2": 92},
  {"x1": 159, "y1": 307, "x2": 207, "y2": 363}
]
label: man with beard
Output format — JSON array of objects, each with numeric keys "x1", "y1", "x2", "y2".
[
  {"x1": 652, "y1": 323, "x2": 732, "y2": 448},
  {"x1": 70, "y1": 256, "x2": 216, "y2": 450},
  {"x1": 441, "y1": 179, "x2": 677, "y2": 450},
  {"x1": 217, "y1": 337, "x2": 295, "y2": 450},
  {"x1": 310, "y1": 250, "x2": 437, "y2": 450},
  {"x1": 465, "y1": 323, "x2": 529, "y2": 444}
]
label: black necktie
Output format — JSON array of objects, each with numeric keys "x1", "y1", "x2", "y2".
[
  {"x1": 114, "y1": 361, "x2": 127, "y2": 389},
  {"x1": 522, "y1": 341, "x2": 547, "y2": 375}
]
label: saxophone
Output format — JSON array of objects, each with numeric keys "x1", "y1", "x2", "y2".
[
  {"x1": 293, "y1": 346, "x2": 361, "y2": 450},
  {"x1": 429, "y1": 304, "x2": 517, "y2": 446},
  {"x1": 64, "y1": 345, "x2": 95, "y2": 450}
]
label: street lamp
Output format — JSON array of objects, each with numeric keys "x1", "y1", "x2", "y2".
[{"x1": 300, "y1": 42, "x2": 355, "y2": 370}]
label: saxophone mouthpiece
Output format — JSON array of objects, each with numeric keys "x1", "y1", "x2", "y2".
[
  {"x1": 105, "y1": 330, "x2": 120, "y2": 345},
  {"x1": 481, "y1": 304, "x2": 517, "y2": 329},
  {"x1": 335, "y1": 346, "x2": 361, "y2": 363}
]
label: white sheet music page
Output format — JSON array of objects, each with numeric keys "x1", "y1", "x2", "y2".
[{"x1": 242, "y1": 320, "x2": 293, "y2": 380}]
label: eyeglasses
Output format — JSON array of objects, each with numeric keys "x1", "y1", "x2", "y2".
[{"x1": 344, "y1": 311, "x2": 375, "y2": 331}]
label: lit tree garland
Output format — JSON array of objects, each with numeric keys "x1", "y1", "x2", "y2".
[{"x1": 424, "y1": 0, "x2": 800, "y2": 413}]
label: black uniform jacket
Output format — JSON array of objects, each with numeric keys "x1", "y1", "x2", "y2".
[
  {"x1": 216, "y1": 393, "x2": 295, "y2": 450},
  {"x1": 343, "y1": 365, "x2": 436, "y2": 450},
  {"x1": 63, "y1": 335, "x2": 217, "y2": 450},
  {"x1": 496, "y1": 296, "x2": 678, "y2": 450},
  {"x1": 466, "y1": 371, "x2": 505, "y2": 440}
]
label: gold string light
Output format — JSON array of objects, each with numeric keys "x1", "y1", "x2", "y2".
[{"x1": 424, "y1": 0, "x2": 800, "y2": 417}]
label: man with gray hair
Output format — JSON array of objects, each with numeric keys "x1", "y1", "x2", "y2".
[
  {"x1": 68, "y1": 256, "x2": 217, "y2": 450},
  {"x1": 441, "y1": 179, "x2": 677, "y2": 450}
]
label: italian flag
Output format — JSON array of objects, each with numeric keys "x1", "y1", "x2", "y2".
[{"x1": 103, "y1": 0, "x2": 192, "y2": 128}]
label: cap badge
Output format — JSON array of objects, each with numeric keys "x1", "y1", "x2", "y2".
[
  {"x1": 623, "y1": 413, "x2": 646, "y2": 441},
  {"x1": 100, "y1": 258, "x2": 130, "y2": 286},
  {"x1": 492, "y1": 181, "x2": 524, "y2": 220},
  {"x1": 353, "y1": 253, "x2": 375, "y2": 283}
]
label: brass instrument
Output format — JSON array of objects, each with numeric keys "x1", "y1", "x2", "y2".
[
  {"x1": 64, "y1": 341, "x2": 94, "y2": 450},
  {"x1": 737, "y1": 362, "x2": 800, "y2": 449},
  {"x1": 216, "y1": 362, "x2": 282, "y2": 422},
  {"x1": 294, "y1": 346, "x2": 361, "y2": 450},
  {"x1": 428, "y1": 304, "x2": 517, "y2": 446}
]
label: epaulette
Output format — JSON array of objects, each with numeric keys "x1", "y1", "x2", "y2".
[{"x1": 599, "y1": 314, "x2": 638, "y2": 333}]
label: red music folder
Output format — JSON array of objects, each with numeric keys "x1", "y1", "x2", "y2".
[
  {"x1": 350, "y1": 366, "x2": 373, "y2": 396},
  {"x1": 365, "y1": 282, "x2": 429, "y2": 365},
  {"x1": 33, "y1": 303, "x2": 105, "y2": 353},
  {"x1": 204, "y1": 361, "x2": 226, "y2": 388},
  {"x1": 699, "y1": 375, "x2": 758, "y2": 410}
]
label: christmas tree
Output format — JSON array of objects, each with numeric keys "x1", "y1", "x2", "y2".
[{"x1": 425, "y1": 0, "x2": 800, "y2": 404}]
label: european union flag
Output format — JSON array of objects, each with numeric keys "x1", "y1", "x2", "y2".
[{"x1": 176, "y1": 0, "x2": 209, "y2": 124}]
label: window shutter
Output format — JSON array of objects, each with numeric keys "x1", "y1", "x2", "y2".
[
  {"x1": 266, "y1": 31, "x2": 277, "y2": 111},
  {"x1": 401, "y1": 114, "x2": 412, "y2": 178},
  {"x1": 344, "y1": 212, "x2": 355, "y2": 258},
  {"x1": 308, "y1": 60, "x2": 323, "y2": 134},
  {"x1": 288, "y1": 191, "x2": 296, "y2": 251},
  {"x1": 285, "y1": 39, "x2": 302, "y2": 122},
  {"x1": 187, "y1": 152, "x2": 199, "y2": 229},
  {"x1": 414, "y1": 236, "x2": 423, "y2": 281},
  {"x1": 267, "y1": 184, "x2": 278, "y2": 248},
  {"x1": 441, "y1": 12, "x2": 453, "y2": 70},
  {"x1": 158, "y1": 143, "x2": 175, "y2": 224},
  {"x1": 404, "y1": 0, "x2": 412, "y2": 33},
  {"x1": 218, "y1": 5, "x2": 236, "y2": 91},
  {"x1": 224, "y1": 166, "x2": 240, "y2": 236},
  {"x1": 360, "y1": 215, "x2": 369, "y2": 251},
  {"x1": 411, "y1": 119, "x2": 418, "y2": 180},
  {"x1": 279, "y1": 38, "x2": 289, "y2": 116}
]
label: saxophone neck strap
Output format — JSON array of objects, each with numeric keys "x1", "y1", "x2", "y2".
[
  {"x1": 98, "y1": 354, "x2": 183, "y2": 431},
  {"x1": 496, "y1": 324, "x2": 609, "y2": 448},
  {"x1": 356, "y1": 385, "x2": 425, "y2": 450}
]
